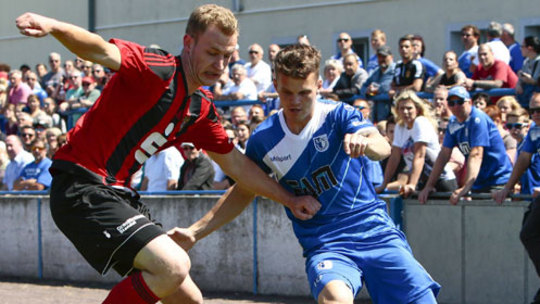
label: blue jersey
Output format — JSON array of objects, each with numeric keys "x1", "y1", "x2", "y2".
[
  {"x1": 19, "y1": 158, "x2": 53, "y2": 189},
  {"x1": 443, "y1": 107, "x2": 512, "y2": 190},
  {"x1": 418, "y1": 57, "x2": 442, "y2": 78},
  {"x1": 246, "y1": 100, "x2": 398, "y2": 256},
  {"x1": 520, "y1": 126, "x2": 540, "y2": 194}
]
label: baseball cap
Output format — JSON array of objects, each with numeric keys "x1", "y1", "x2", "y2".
[
  {"x1": 447, "y1": 86, "x2": 470, "y2": 100},
  {"x1": 82, "y1": 76, "x2": 94, "y2": 84},
  {"x1": 377, "y1": 45, "x2": 392, "y2": 56}
]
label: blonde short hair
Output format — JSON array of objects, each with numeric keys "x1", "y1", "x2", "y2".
[{"x1": 186, "y1": 4, "x2": 238, "y2": 39}]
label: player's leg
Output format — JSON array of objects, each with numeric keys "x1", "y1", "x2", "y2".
[
  {"x1": 306, "y1": 252, "x2": 362, "y2": 304},
  {"x1": 361, "y1": 234, "x2": 440, "y2": 304},
  {"x1": 520, "y1": 197, "x2": 540, "y2": 302},
  {"x1": 160, "y1": 274, "x2": 203, "y2": 304},
  {"x1": 317, "y1": 280, "x2": 354, "y2": 304}
]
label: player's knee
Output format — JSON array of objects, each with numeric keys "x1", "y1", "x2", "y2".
[{"x1": 318, "y1": 280, "x2": 354, "y2": 304}]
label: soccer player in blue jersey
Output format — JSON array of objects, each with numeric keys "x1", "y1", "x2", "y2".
[
  {"x1": 418, "y1": 86, "x2": 513, "y2": 205},
  {"x1": 493, "y1": 93, "x2": 540, "y2": 303},
  {"x1": 173, "y1": 44, "x2": 441, "y2": 304}
]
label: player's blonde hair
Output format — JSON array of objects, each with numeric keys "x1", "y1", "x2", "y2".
[
  {"x1": 392, "y1": 90, "x2": 437, "y2": 130},
  {"x1": 186, "y1": 4, "x2": 238, "y2": 39},
  {"x1": 274, "y1": 44, "x2": 321, "y2": 79}
]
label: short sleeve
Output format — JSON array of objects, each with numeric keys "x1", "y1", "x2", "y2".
[{"x1": 468, "y1": 114, "x2": 491, "y2": 148}]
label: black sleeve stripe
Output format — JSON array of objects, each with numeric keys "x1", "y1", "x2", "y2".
[{"x1": 143, "y1": 48, "x2": 175, "y2": 80}]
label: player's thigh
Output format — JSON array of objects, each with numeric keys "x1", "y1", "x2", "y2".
[
  {"x1": 318, "y1": 280, "x2": 354, "y2": 304},
  {"x1": 160, "y1": 274, "x2": 203, "y2": 304},
  {"x1": 306, "y1": 251, "x2": 362, "y2": 302},
  {"x1": 362, "y1": 236, "x2": 440, "y2": 304},
  {"x1": 134, "y1": 234, "x2": 190, "y2": 278}
]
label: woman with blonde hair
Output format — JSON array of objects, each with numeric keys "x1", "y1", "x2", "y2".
[
  {"x1": 319, "y1": 59, "x2": 343, "y2": 99},
  {"x1": 496, "y1": 95, "x2": 522, "y2": 123},
  {"x1": 376, "y1": 90, "x2": 457, "y2": 196}
]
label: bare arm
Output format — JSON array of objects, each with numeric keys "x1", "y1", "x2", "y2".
[
  {"x1": 402, "y1": 142, "x2": 427, "y2": 197},
  {"x1": 493, "y1": 152, "x2": 532, "y2": 204},
  {"x1": 16, "y1": 13, "x2": 121, "y2": 71},
  {"x1": 344, "y1": 128, "x2": 391, "y2": 161},
  {"x1": 376, "y1": 145, "x2": 402, "y2": 193},
  {"x1": 418, "y1": 146, "x2": 452, "y2": 203},
  {"x1": 449, "y1": 146, "x2": 483, "y2": 204},
  {"x1": 207, "y1": 148, "x2": 321, "y2": 220}
]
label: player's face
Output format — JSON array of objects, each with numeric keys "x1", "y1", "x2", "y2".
[
  {"x1": 185, "y1": 25, "x2": 237, "y2": 87},
  {"x1": 398, "y1": 99, "x2": 418, "y2": 127},
  {"x1": 275, "y1": 72, "x2": 320, "y2": 132}
]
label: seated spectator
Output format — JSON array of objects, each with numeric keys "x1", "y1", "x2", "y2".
[
  {"x1": 352, "y1": 98, "x2": 372, "y2": 122},
  {"x1": 13, "y1": 139, "x2": 52, "y2": 190},
  {"x1": 472, "y1": 92, "x2": 489, "y2": 110},
  {"x1": 25, "y1": 71, "x2": 47, "y2": 103},
  {"x1": 45, "y1": 127, "x2": 62, "y2": 158},
  {"x1": 140, "y1": 146, "x2": 184, "y2": 192},
  {"x1": 0, "y1": 79, "x2": 7, "y2": 110},
  {"x1": 57, "y1": 133, "x2": 67, "y2": 147},
  {"x1": 70, "y1": 76, "x2": 101, "y2": 110},
  {"x1": 516, "y1": 36, "x2": 540, "y2": 108},
  {"x1": 331, "y1": 53, "x2": 368, "y2": 103},
  {"x1": 34, "y1": 63, "x2": 48, "y2": 84},
  {"x1": 419, "y1": 86, "x2": 512, "y2": 204},
  {"x1": 177, "y1": 142, "x2": 215, "y2": 190},
  {"x1": 432, "y1": 86, "x2": 452, "y2": 120},
  {"x1": 379, "y1": 115, "x2": 409, "y2": 191},
  {"x1": 484, "y1": 105, "x2": 517, "y2": 164},
  {"x1": 230, "y1": 106, "x2": 248, "y2": 127},
  {"x1": 19, "y1": 125, "x2": 36, "y2": 152},
  {"x1": 81, "y1": 60, "x2": 93, "y2": 77},
  {"x1": 248, "y1": 104, "x2": 265, "y2": 125},
  {"x1": 427, "y1": 51, "x2": 466, "y2": 91},
  {"x1": 0, "y1": 141, "x2": 9, "y2": 188},
  {"x1": 412, "y1": 35, "x2": 444, "y2": 89},
  {"x1": 213, "y1": 65, "x2": 234, "y2": 99},
  {"x1": 437, "y1": 117, "x2": 465, "y2": 182},
  {"x1": 235, "y1": 121, "x2": 251, "y2": 153},
  {"x1": 60, "y1": 69, "x2": 84, "y2": 112},
  {"x1": 361, "y1": 45, "x2": 396, "y2": 122},
  {"x1": 390, "y1": 35, "x2": 425, "y2": 97},
  {"x1": 42, "y1": 97, "x2": 66, "y2": 133},
  {"x1": 91, "y1": 63, "x2": 107, "y2": 90},
  {"x1": 465, "y1": 44, "x2": 517, "y2": 103},
  {"x1": 25, "y1": 94, "x2": 49, "y2": 122},
  {"x1": 319, "y1": 59, "x2": 343, "y2": 99},
  {"x1": 217, "y1": 64, "x2": 258, "y2": 112},
  {"x1": 496, "y1": 95, "x2": 522, "y2": 123},
  {"x1": 212, "y1": 126, "x2": 236, "y2": 190},
  {"x1": 376, "y1": 90, "x2": 457, "y2": 196},
  {"x1": 3, "y1": 104, "x2": 19, "y2": 135},
  {"x1": 8, "y1": 70, "x2": 32, "y2": 106},
  {"x1": 2, "y1": 135, "x2": 33, "y2": 190}
]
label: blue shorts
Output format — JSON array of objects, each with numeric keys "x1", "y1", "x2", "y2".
[{"x1": 306, "y1": 235, "x2": 440, "y2": 303}]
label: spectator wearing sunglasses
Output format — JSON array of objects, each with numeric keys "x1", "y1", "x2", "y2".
[
  {"x1": 419, "y1": 86, "x2": 512, "y2": 205},
  {"x1": 13, "y1": 139, "x2": 52, "y2": 190},
  {"x1": 483, "y1": 105, "x2": 517, "y2": 164},
  {"x1": 330, "y1": 32, "x2": 363, "y2": 68},
  {"x1": 2, "y1": 135, "x2": 33, "y2": 190},
  {"x1": 177, "y1": 142, "x2": 215, "y2": 190}
]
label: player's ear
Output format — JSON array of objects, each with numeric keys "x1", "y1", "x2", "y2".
[{"x1": 183, "y1": 34, "x2": 194, "y2": 54}]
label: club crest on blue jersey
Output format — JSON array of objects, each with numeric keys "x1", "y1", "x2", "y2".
[
  {"x1": 317, "y1": 260, "x2": 333, "y2": 270},
  {"x1": 313, "y1": 134, "x2": 329, "y2": 152}
]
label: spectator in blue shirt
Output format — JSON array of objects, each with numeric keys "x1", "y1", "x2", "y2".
[
  {"x1": 501, "y1": 23, "x2": 524, "y2": 73},
  {"x1": 419, "y1": 86, "x2": 512, "y2": 204},
  {"x1": 13, "y1": 139, "x2": 52, "y2": 190}
]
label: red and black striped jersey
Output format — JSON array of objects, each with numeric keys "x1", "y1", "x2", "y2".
[{"x1": 52, "y1": 39, "x2": 233, "y2": 187}]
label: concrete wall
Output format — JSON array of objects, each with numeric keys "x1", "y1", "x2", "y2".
[{"x1": 0, "y1": 194, "x2": 537, "y2": 303}]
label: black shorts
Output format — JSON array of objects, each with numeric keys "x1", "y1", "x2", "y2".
[{"x1": 49, "y1": 170, "x2": 164, "y2": 276}]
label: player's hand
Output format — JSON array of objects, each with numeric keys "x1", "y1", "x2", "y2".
[
  {"x1": 343, "y1": 133, "x2": 368, "y2": 158},
  {"x1": 16, "y1": 13, "x2": 55, "y2": 38},
  {"x1": 167, "y1": 227, "x2": 197, "y2": 251},
  {"x1": 288, "y1": 195, "x2": 321, "y2": 221},
  {"x1": 492, "y1": 188, "x2": 509, "y2": 205},
  {"x1": 418, "y1": 186, "x2": 434, "y2": 204}
]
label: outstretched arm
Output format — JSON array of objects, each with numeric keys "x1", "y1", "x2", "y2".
[
  {"x1": 16, "y1": 12, "x2": 121, "y2": 70},
  {"x1": 343, "y1": 128, "x2": 391, "y2": 161}
]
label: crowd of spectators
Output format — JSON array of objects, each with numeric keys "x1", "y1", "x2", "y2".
[{"x1": 1, "y1": 20, "x2": 540, "y2": 199}]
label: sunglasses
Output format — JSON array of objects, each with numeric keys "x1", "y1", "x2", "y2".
[
  {"x1": 506, "y1": 123, "x2": 528, "y2": 130},
  {"x1": 355, "y1": 106, "x2": 366, "y2": 110},
  {"x1": 448, "y1": 98, "x2": 466, "y2": 107},
  {"x1": 530, "y1": 107, "x2": 540, "y2": 115},
  {"x1": 337, "y1": 38, "x2": 350, "y2": 42},
  {"x1": 438, "y1": 127, "x2": 447, "y2": 133},
  {"x1": 249, "y1": 50, "x2": 259, "y2": 54},
  {"x1": 182, "y1": 146, "x2": 195, "y2": 150},
  {"x1": 32, "y1": 146, "x2": 45, "y2": 152},
  {"x1": 21, "y1": 133, "x2": 35, "y2": 138}
]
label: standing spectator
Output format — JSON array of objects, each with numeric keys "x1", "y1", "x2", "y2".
[
  {"x1": 19, "y1": 125, "x2": 36, "y2": 152},
  {"x1": 267, "y1": 44, "x2": 280, "y2": 63},
  {"x1": 484, "y1": 105, "x2": 517, "y2": 164},
  {"x1": 177, "y1": 142, "x2": 215, "y2": 190},
  {"x1": 330, "y1": 32, "x2": 363, "y2": 68},
  {"x1": 41, "y1": 52, "x2": 64, "y2": 91},
  {"x1": 34, "y1": 63, "x2": 48, "y2": 83},
  {"x1": 505, "y1": 108, "x2": 536, "y2": 193},
  {"x1": 516, "y1": 36, "x2": 540, "y2": 108},
  {"x1": 331, "y1": 53, "x2": 368, "y2": 103},
  {"x1": 0, "y1": 79, "x2": 7, "y2": 110},
  {"x1": 366, "y1": 29, "x2": 387, "y2": 73},
  {"x1": 458, "y1": 25, "x2": 480, "y2": 78},
  {"x1": 472, "y1": 21, "x2": 511, "y2": 69},
  {"x1": 376, "y1": 90, "x2": 457, "y2": 196},
  {"x1": 493, "y1": 95, "x2": 540, "y2": 304},
  {"x1": 2, "y1": 134, "x2": 33, "y2": 190},
  {"x1": 230, "y1": 106, "x2": 248, "y2": 127},
  {"x1": 60, "y1": 69, "x2": 84, "y2": 112},
  {"x1": 13, "y1": 139, "x2": 52, "y2": 190},
  {"x1": 63, "y1": 60, "x2": 75, "y2": 76},
  {"x1": 419, "y1": 86, "x2": 512, "y2": 204},
  {"x1": 319, "y1": 59, "x2": 343, "y2": 99},
  {"x1": 70, "y1": 76, "x2": 101, "y2": 110},
  {"x1": 91, "y1": 63, "x2": 107, "y2": 91},
  {"x1": 390, "y1": 34, "x2": 424, "y2": 97},
  {"x1": 501, "y1": 23, "x2": 524, "y2": 73},
  {"x1": 141, "y1": 146, "x2": 184, "y2": 192},
  {"x1": 432, "y1": 86, "x2": 452, "y2": 120},
  {"x1": 412, "y1": 35, "x2": 444, "y2": 89},
  {"x1": 472, "y1": 92, "x2": 489, "y2": 110},
  {"x1": 296, "y1": 34, "x2": 310, "y2": 46},
  {"x1": 25, "y1": 71, "x2": 48, "y2": 103},
  {"x1": 81, "y1": 60, "x2": 93, "y2": 77},
  {"x1": 496, "y1": 95, "x2": 522, "y2": 123},
  {"x1": 427, "y1": 51, "x2": 466, "y2": 91},
  {"x1": 245, "y1": 43, "x2": 272, "y2": 93},
  {"x1": 361, "y1": 45, "x2": 396, "y2": 122},
  {"x1": 465, "y1": 44, "x2": 518, "y2": 102},
  {"x1": 227, "y1": 43, "x2": 246, "y2": 74},
  {"x1": 8, "y1": 70, "x2": 32, "y2": 105}
]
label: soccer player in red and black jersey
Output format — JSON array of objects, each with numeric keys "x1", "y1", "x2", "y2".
[{"x1": 16, "y1": 5, "x2": 320, "y2": 304}]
